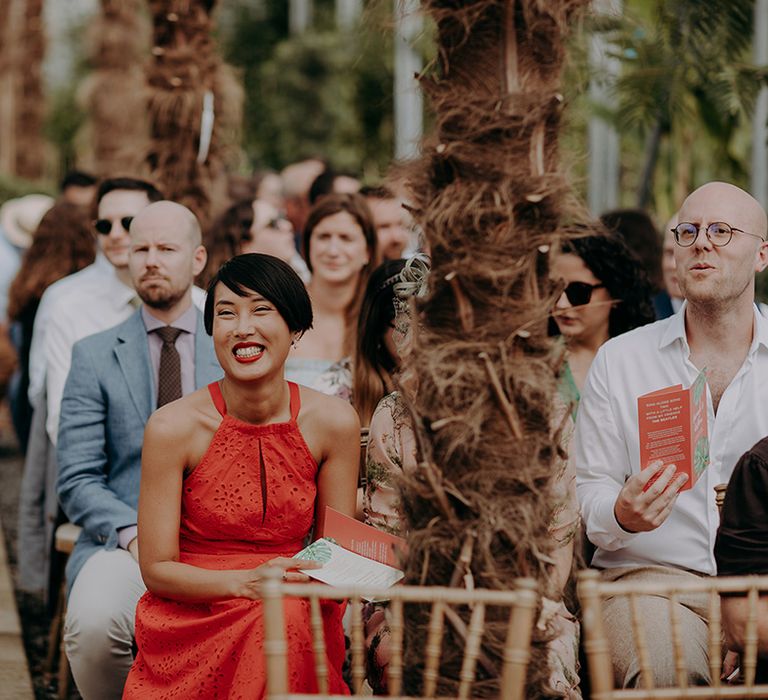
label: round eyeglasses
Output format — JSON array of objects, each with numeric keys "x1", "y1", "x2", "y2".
[{"x1": 671, "y1": 222, "x2": 766, "y2": 248}]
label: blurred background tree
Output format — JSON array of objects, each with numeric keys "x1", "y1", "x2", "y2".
[
  {"x1": 2, "y1": 0, "x2": 767, "y2": 225},
  {"x1": 596, "y1": 0, "x2": 766, "y2": 215},
  {"x1": 219, "y1": 0, "x2": 397, "y2": 176}
]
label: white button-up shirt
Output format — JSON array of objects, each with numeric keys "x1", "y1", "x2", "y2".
[
  {"x1": 31, "y1": 257, "x2": 137, "y2": 445},
  {"x1": 574, "y1": 303, "x2": 768, "y2": 575}
]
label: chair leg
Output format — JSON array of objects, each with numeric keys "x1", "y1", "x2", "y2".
[{"x1": 44, "y1": 579, "x2": 66, "y2": 682}]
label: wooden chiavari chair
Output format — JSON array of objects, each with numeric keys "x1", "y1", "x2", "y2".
[
  {"x1": 714, "y1": 483, "x2": 728, "y2": 519},
  {"x1": 261, "y1": 568, "x2": 539, "y2": 700},
  {"x1": 578, "y1": 568, "x2": 768, "y2": 699},
  {"x1": 45, "y1": 522, "x2": 82, "y2": 699}
]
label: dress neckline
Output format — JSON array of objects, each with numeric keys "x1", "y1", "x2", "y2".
[{"x1": 208, "y1": 380, "x2": 301, "y2": 425}]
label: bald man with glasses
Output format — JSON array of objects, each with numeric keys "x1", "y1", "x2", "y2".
[{"x1": 573, "y1": 182, "x2": 768, "y2": 688}]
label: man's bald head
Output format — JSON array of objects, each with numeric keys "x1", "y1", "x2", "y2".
[
  {"x1": 674, "y1": 181, "x2": 768, "y2": 310},
  {"x1": 128, "y1": 200, "x2": 207, "y2": 315},
  {"x1": 679, "y1": 182, "x2": 767, "y2": 241},
  {"x1": 130, "y1": 200, "x2": 202, "y2": 247}
]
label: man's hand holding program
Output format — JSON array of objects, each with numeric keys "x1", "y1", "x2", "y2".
[{"x1": 614, "y1": 461, "x2": 689, "y2": 533}]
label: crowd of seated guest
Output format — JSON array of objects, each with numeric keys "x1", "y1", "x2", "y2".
[{"x1": 3, "y1": 165, "x2": 768, "y2": 699}]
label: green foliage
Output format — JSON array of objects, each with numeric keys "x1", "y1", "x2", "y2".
[
  {"x1": 219, "y1": 0, "x2": 396, "y2": 175},
  {"x1": 258, "y1": 31, "x2": 365, "y2": 169},
  {"x1": 45, "y1": 85, "x2": 85, "y2": 176},
  {"x1": 0, "y1": 175, "x2": 55, "y2": 204},
  {"x1": 595, "y1": 0, "x2": 766, "y2": 212},
  {"x1": 218, "y1": 1, "x2": 290, "y2": 168}
]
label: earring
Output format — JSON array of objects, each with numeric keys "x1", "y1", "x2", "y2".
[{"x1": 291, "y1": 336, "x2": 298, "y2": 349}]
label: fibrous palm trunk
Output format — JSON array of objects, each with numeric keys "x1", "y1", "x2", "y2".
[
  {"x1": 0, "y1": 0, "x2": 20, "y2": 176},
  {"x1": 0, "y1": 0, "x2": 46, "y2": 179},
  {"x1": 78, "y1": 0, "x2": 150, "y2": 177},
  {"x1": 15, "y1": 0, "x2": 46, "y2": 179},
  {"x1": 400, "y1": 1, "x2": 589, "y2": 697},
  {"x1": 144, "y1": 0, "x2": 243, "y2": 228}
]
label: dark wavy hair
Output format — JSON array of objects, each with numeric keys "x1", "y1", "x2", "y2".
[{"x1": 559, "y1": 233, "x2": 655, "y2": 338}]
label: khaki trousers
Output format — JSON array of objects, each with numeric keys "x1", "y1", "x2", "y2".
[
  {"x1": 63, "y1": 548, "x2": 146, "y2": 700},
  {"x1": 600, "y1": 565, "x2": 714, "y2": 688}
]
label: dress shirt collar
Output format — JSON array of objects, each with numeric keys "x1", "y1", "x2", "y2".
[
  {"x1": 658, "y1": 300, "x2": 768, "y2": 353},
  {"x1": 141, "y1": 303, "x2": 198, "y2": 335},
  {"x1": 102, "y1": 264, "x2": 138, "y2": 309},
  {"x1": 92, "y1": 251, "x2": 113, "y2": 271}
]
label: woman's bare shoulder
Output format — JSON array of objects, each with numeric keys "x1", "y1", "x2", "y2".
[
  {"x1": 146, "y1": 386, "x2": 221, "y2": 439},
  {"x1": 297, "y1": 385, "x2": 359, "y2": 433}
]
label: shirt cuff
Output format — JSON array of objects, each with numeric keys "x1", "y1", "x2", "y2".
[
  {"x1": 117, "y1": 525, "x2": 138, "y2": 550},
  {"x1": 591, "y1": 497, "x2": 639, "y2": 548}
]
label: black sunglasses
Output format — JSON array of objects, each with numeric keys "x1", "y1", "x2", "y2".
[
  {"x1": 94, "y1": 216, "x2": 134, "y2": 235},
  {"x1": 563, "y1": 281, "x2": 604, "y2": 306}
]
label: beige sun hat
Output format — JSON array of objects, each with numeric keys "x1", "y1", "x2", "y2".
[{"x1": 0, "y1": 194, "x2": 55, "y2": 249}]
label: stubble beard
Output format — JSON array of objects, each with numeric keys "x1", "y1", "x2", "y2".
[{"x1": 138, "y1": 284, "x2": 188, "y2": 311}]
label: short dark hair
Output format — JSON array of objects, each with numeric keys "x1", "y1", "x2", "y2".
[
  {"x1": 95, "y1": 177, "x2": 164, "y2": 208},
  {"x1": 308, "y1": 169, "x2": 360, "y2": 205},
  {"x1": 302, "y1": 192, "x2": 377, "y2": 273},
  {"x1": 60, "y1": 170, "x2": 97, "y2": 191},
  {"x1": 308, "y1": 169, "x2": 339, "y2": 205},
  {"x1": 203, "y1": 253, "x2": 313, "y2": 336},
  {"x1": 359, "y1": 185, "x2": 395, "y2": 200}
]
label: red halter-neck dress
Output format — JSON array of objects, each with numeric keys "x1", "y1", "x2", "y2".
[{"x1": 123, "y1": 381, "x2": 349, "y2": 698}]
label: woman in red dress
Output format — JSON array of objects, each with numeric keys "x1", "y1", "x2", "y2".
[{"x1": 123, "y1": 254, "x2": 359, "y2": 698}]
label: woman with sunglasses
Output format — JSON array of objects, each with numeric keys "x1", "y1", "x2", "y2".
[
  {"x1": 552, "y1": 233, "x2": 655, "y2": 414},
  {"x1": 199, "y1": 198, "x2": 309, "y2": 287}
]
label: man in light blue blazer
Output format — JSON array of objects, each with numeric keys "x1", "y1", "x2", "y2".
[{"x1": 56, "y1": 201, "x2": 222, "y2": 700}]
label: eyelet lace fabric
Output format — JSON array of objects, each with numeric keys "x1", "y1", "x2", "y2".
[{"x1": 124, "y1": 382, "x2": 349, "y2": 699}]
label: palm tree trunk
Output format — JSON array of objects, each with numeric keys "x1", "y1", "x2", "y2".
[
  {"x1": 78, "y1": 0, "x2": 149, "y2": 177},
  {"x1": 144, "y1": 0, "x2": 243, "y2": 228},
  {"x1": 0, "y1": 0, "x2": 21, "y2": 176},
  {"x1": 400, "y1": 1, "x2": 589, "y2": 696},
  {"x1": 15, "y1": 0, "x2": 46, "y2": 179},
  {"x1": 1, "y1": 0, "x2": 46, "y2": 180}
]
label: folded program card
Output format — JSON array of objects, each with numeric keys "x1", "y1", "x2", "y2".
[
  {"x1": 321, "y1": 506, "x2": 407, "y2": 568},
  {"x1": 293, "y1": 538, "x2": 404, "y2": 598},
  {"x1": 637, "y1": 368, "x2": 709, "y2": 491}
]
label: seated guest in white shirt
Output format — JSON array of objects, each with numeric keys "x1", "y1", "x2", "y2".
[
  {"x1": 18, "y1": 178, "x2": 163, "y2": 597},
  {"x1": 29, "y1": 177, "x2": 164, "y2": 442},
  {"x1": 574, "y1": 181, "x2": 768, "y2": 688}
]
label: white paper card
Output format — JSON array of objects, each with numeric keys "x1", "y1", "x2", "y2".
[{"x1": 294, "y1": 538, "x2": 404, "y2": 598}]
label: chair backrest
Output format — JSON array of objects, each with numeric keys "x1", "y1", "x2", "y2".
[
  {"x1": 261, "y1": 568, "x2": 539, "y2": 699},
  {"x1": 714, "y1": 482, "x2": 728, "y2": 517},
  {"x1": 54, "y1": 522, "x2": 82, "y2": 555},
  {"x1": 578, "y1": 569, "x2": 768, "y2": 699}
]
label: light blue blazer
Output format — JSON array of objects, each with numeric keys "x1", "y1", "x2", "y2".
[{"x1": 56, "y1": 308, "x2": 222, "y2": 590}]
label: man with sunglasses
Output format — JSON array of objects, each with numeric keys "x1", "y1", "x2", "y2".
[
  {"x1": 28, "y1": 178, "x2": 163, "y2": 447},
  {"x1": 574, "y1": 181, "x2": 768, "y2": 688},
  {"x1": 19, "y1": 179, "x2": 163, "y2": 599},
  {"x1": 56, "y1": 201, "x2": 220, "y2": 699}
]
